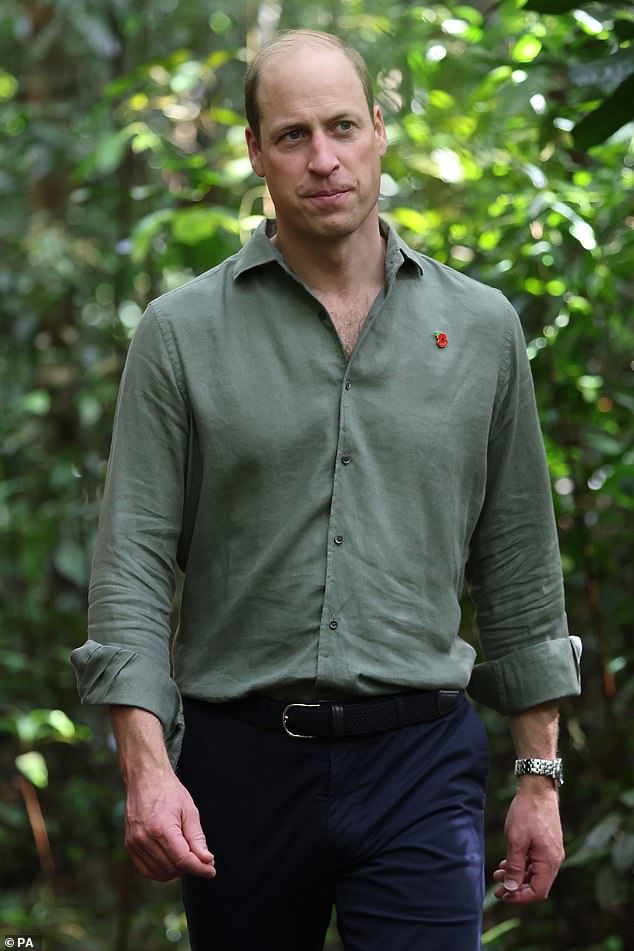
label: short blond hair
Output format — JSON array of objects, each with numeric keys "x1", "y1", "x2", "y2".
[{"x1": 244, "y1": 30, "x2": 374, "y2": 144}]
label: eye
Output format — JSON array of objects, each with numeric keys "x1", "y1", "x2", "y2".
[
  {"x1": 283, "y1": 129, "x2": 304, "y2": 142},
  {"x1": 337, "y1": 120, "x2": 354, "y2": 132}
]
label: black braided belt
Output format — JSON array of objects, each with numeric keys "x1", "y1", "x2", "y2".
[{"x1": 218, "y1": 689, "x2": 462, "y2": 739}]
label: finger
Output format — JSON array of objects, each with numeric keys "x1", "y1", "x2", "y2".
[
  {"x1": 494, "y1": 867, "x2": 556, "y2": 904},
  {"x1": 127, "y1": 844, "x2": 179, "y2": 882},
  {"x1": 181, "y1": 805, "x2": 215, "y2": 865},
  {"x1": 517, "y1": 864, "x2": 555, "y2": 901},
  {"x1": 126, "y1": 816, "x2": 200, "y2": 880},
  {"x1": 160, "y1": 823, "x2": 216, "y2": 877},
  {"x1": 502, "y1": 848, "x2": 528, "y2": 894},
  {"x1": 132, "y1": 856, "x2": 177, "y2": 882},
  {"x1": 497, "y1": 883, "x2": 548, "y2": 904},
  {"x1": 130, "y1": 834, "x2": 214, "y2": 881},
  {"x1": 492, "y1": 861, "x2": 531, "y2": 884},
  {"x1": 126, "y1": 833, "x2": 181, "y2": 881},
  {"x1": 125, "y1": 806, "x2": 216, "y2": 879}
]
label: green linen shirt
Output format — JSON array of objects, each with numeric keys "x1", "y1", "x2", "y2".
[{"x1": 71, "y1": 220, "x2": 581, "y2": 763}]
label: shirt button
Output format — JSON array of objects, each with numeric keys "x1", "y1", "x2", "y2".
[
  {"x1": 329, "y1": 618, "x2": 338, "y2": 630},
  {"x1": 334, "y1": 534, "x2": 343, "y2": 545},
  {"x1": 341, "y1": 455, "x2": 351, "y2": 465},
  {"x1": 344, "y1": 379, "x2": 351, "y2": 390}
]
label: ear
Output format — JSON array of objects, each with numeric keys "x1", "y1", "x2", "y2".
[
  {"x1": 246, "y1": 127, "x2": 265, "y2": 178},
  {"x1": 373, "y1": 106, "x2": 388, "y2": 157}
]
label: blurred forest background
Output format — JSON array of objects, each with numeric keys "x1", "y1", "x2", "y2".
[{"x1": 1, "y1": 0, "x2": 633, "y2": 948}]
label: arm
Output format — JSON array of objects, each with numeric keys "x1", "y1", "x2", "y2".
[
  {"x1": 111, "y1": 706, "x2": 215, "y2": 882},
  {"x1": 493, "y1": 701, "x2": 564, "y2": 902},
  {"x1": 71, "y1": 305, "x2": 192, "y2": 764},
  {"x1": 467, "y1": 304, "x2": 580, "y2": 716},
  {"x1": 73, "y1": 309, "x2": 212, "y2": 881},
  {"x1": 461, "y1": 304, "x2": 578, "y2": 902}
]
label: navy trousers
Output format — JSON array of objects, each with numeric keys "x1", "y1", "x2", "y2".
[{"x1": 177, "y1": 693, "x2": 488, "y2": 951}]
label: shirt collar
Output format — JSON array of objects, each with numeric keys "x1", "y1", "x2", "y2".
[
  {"x1": 233, "y1": 218, "x2": 423, "y2": 281},
  {"x1": 381, "y1": 219, "x2": 423, "y2": 279}
]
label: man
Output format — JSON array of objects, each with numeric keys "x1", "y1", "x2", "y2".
[{"x1": 72, "y1": 30, "x2": 581, "y2": 951}]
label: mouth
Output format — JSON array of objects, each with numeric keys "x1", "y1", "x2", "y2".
[{"x1": 303, "y1": 188, "x2": 352, "y2": 206}]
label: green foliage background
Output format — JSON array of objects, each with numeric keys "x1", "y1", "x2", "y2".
[{"x1": 1, "y1": 0, "x2": 633, "y2": 948}]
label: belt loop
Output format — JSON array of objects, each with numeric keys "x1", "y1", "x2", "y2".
[
  {"x1": 437, "y1": 690, "x2": 461, "y2": 716},
  {"x1": 331, "y1": 703, "x2": 345, "y2": 737},
  {"x1": 395, "y1": 694, "x2": 409, "y2": 728}
]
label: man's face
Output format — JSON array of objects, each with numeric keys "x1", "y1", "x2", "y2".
[{"x1": 246, "y1": 44, "x2": 387, "y2": 245}]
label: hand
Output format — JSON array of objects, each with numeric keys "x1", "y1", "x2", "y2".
[
  {"x1": 123, "y1": 767, "x2": 216, "y2": 882},
  {"x1": 493, "y1": 778, "x2": 564, "y2": 903}
]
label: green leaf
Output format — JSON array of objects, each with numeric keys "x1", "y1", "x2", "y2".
[
  {"x1": 16, "y1": 751, "x2": 48, "y2": 789},
  {"x1": 573, "y1": 73, "x2": 634, "y2": 149},
  {"x1": 612, "y1": 832, "x2": 634, "y2": 872},
  {"x1": 171, "y1": 207, "x2": 239, "y2": 245},
  {"x1": 131, "y1": 208, "x2": 174, "y2": 261},
  {"x1": 567, "y1": 813, "x2": 622, "y2": 866},
  {"x1": 19, "y1": 390, "x2": 51, "y2": 416},
  {"x1": 568, "y1": 49, "x2": 634, "y2": 90},
  {"x1": 54, "y1": 539, "x2": 89, "y2": 586},
  {"x1": 208, "y1": 107, "x2": 245, "y2": 126},
  {"x1": 0, "y1": 70, "x2": 18, "y2": 100},
  {"x1": 73, "y1": 12, "x2": 121, "y2": 58},
  {"x1": 482, "y1": 918, "x2": 521, "y2": 944},
  {"x1": 523, "y1": 0, "x2": 581, "y2": 11},
  {"x1": 47, "y1": 710, "x2": 77, "y2": 740},
  {"x1": 512, "y1": 35, "x2": 542, "y2": 64},
  {"x1": 75, "y1": 131, "x2": 128, "y2": 177},
  {"x1": 390, "y1": 208, "x2": 432, "y2": 233}
]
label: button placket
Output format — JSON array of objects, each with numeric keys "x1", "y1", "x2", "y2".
[
  {"x1": 316, "y1": 371, "x2": 354, "y2": 670},
  {"x1": 332, "y1": 373, "x2": 351, "y2": 555}
]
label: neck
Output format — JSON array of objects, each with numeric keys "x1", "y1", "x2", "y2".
[{"x1": 272, "y1": 216, "x2": 386, "y2": 295}]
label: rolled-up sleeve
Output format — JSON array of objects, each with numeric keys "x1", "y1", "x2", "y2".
[
  {"x1": 71, "y1": 304, "x2": 188, "y2": 763},
  {"x1": 466, "y1": 302, "x2": 581, "y2": 713}
]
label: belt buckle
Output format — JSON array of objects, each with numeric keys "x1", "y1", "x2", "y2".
[{"x1": 282, "y1": 702, "x2": 320, "y2": 739}]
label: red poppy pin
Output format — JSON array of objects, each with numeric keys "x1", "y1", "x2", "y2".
[{"x1": 434, "y1": 332, "x2": 448, "y2": 349}]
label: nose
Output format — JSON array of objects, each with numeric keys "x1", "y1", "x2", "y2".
[{"x1": 307, "y1": 132, "x2": 340, "y2": 176}]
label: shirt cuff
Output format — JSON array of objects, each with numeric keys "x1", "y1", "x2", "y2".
[
  {"x1": 467, "y1": 635, "x2": 582, "y2": 714},
  {"x1": 70, "y1": 640, "x2": 184, "y2": 766}
]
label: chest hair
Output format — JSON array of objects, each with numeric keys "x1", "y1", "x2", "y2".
[{"x1": 318, "y1": 287, "x2": 382, "y2": 360}]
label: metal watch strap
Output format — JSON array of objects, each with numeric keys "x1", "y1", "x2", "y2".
[{"x1": 514, "y1": 757, "x2": 564, "y2": 788}]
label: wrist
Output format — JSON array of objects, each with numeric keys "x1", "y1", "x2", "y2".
[
  {"x1": 514, "y1": 756, "x2": 564, "y2": 790},
  {"x1": 515, "y1": 773, "x2": 560, "y2": 797},
  {"x1": 120, "y1": 749, "x2": 173, "y2": 784},
  {"x1": 110, "y1": 706, "x2": 172, "y2": 782}
]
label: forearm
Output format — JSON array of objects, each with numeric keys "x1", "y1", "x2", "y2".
[
  {"x1": 492, "y1": 701, "x2": 564, "y2": 901},
  {"x1": 110, "y1": 705, "x2": 215, "y2": 881},
  {"x1": 110, "y1": 706, "x2": 173, "y2": 783},
  {"x1": 510, "y1": 700, "x2": 559, "y2": 758},
  {"x1": 509, "y1": 701, "x2": 560, "y2": 795}
]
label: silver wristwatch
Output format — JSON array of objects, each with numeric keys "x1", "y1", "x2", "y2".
[{"x1": 514, "y1": 757, "x2": 564, "y2": 788}]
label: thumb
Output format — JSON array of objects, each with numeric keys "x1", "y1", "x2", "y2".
[{"x1": 503, "y1": 851, "x2": 527, "y2": 892}]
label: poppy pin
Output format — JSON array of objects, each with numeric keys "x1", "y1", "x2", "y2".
[{"x1": 434, "y1": 332, "x2": 448, "y2": 349}]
